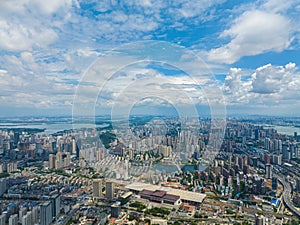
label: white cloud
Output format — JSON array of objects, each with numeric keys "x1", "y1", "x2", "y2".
[
  {"x1": 207, "y1": 10, "x2": 293, "y2": 64},
  {"x1": 262, "y1": 0, "x2": 298, "y2": 13},
  {"x1": 0, "y1": 0, "x2": 72, "y2": 51},
  {"x1": 251, "y1": 62, "x2": 297, "y2": 94},
  {"x1": 223, "y1": 62, "x2": 300, "y2": 112}
]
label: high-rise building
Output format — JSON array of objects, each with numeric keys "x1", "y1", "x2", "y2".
[
  {"x1": 40, "y1": 201, "x2": 52, "y2": 225},
  {"x1": 19, "y1": 206, "x2": 27, "y2": 223},
  {"x1": 50, "y1": 194, "x2": 61, "y2": 218},
  {"x1": 55, "y1": 152, "x2": 71, "y2": 169},
  {"x1": 111, "y1": 202, "x2": 121, "y2": 218},
  {"x1": 159, "y1": 145, "x2": 172, "y2": 158},
  {"x1": 272, "y1": 177, "x2": 278, "y2": 191},
  {"x1": 129, "y1": 149, "x2": 134, "y2": 160},
  {"x1": 265, "y1": 164, "x2": 272, "y2": 179},
  {"x1": 9, "y1": 214, "x2": 18, "y2": 225},
  {"x1": 252, "y1": 157, "x2": 258, "y2": 167},
  {"x1": 282, "y1": 143, "x2": 291, "y2": 161},
  {"x1": 271, "y1": 154, "x2": 282, "y2": 165},
  {"x1": 6, "y1": 162, "x2": 17, "y2": 173},
  {"x1": 0, "y1": 179, "x2": 7, "y2": 196},
  {"x1": 93, "y1": 179, "x2": 102, "y2": 198},
  {"x1": 105, "y1": 181, "x2": 115, "y2": 200},
  {"x1": 49, "y1": 154, "x2": 56, "y2": 169},
  {"x1": 295, "y1": 178, "x2": 300, "y2": 193},
  {"x1": 72, "y1": 139, "x2": 76, "y2": 155},
  {"x1": 31, "y1": 206, "x2": 39, "y2": 224},
  {"x1": 0, "y1": 214, "x2": 5, "y2": 225},
  {"x1": 255, "y1": 214, "x2": 265, "y2": 225},
  {"x1": 21, "y1": 212, "x2": 32, "y2": 225}
]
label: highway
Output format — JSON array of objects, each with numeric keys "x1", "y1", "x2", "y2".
[{"x1": 276, "y1": 175, "x2": 300, "y2": 219}]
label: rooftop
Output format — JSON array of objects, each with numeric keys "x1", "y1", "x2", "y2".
[{"x1": 126, "y1": 182, "x2": 206, "y2": 203}]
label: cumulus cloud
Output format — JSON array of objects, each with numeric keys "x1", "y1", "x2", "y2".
[
  {"x1": 223, "y1": 62, "x2": 300, "y2": 111},
  {"x1": 251, "y1": 62, "x2": 297, "y2": 94},
  {"x1": 207, "y1": 10, "x2": 293, "y2": 64}
]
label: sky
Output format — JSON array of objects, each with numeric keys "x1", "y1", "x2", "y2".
[{"x1": 1, "y1": 0, "x2": 300, "y2": 118}]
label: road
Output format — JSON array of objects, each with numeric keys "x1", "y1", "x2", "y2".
[
  {"x1": 59, "y1": 203, "x2": 80, "y2": 225},
  {"x1": 275, "y1": 175, "x2": 300, "y2": 219}
]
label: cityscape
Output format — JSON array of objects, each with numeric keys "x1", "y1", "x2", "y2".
[
  {"x1": 0, "y1": 116, "x2": 300, "y2": 224},
  {"x1": 1, "y1": 0, "x2": 300, "y2": 225}
]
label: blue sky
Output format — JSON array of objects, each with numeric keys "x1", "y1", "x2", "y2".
[{"x1": 1, "y1": 0, "x2": 300, "y2": 117}]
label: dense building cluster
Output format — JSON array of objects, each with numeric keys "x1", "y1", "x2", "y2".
[{"x1": 0, "y1": 117, "x2": 299, "y2": 224}]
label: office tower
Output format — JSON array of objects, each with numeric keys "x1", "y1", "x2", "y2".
[
  {"x1": 282, "y1": 143, "x2": 291, "y2": 161},
  {"x1": 255, "y1": 214, "x2": 265, "y2": 225},
  {"x1": 93, "y1": 179, "x2": 102, "y2": 198},
  {"x1": 272, "y1": 177, "x2": 278, "y2": 191},
  {"x1": 50, "y1": 194, "x2": 61, "y2": 217},
  {"x1": 265, "y1": 164, "x2": 272, "y2": 179},
  {"x1": 14, "y1": 132, "x2": 19, "y2": 146},
  {"x1": 72, "y1": 139, "x2": 76, "y2": 155},
  {"x1": 40, "y1": 201, "x2": 52, "y2": 225},
  {"x1": 76, "y1": 139, "x2": 81, "y2": 158},
  {"x1": 9, "y1": 214, "x2": 18, "y2": 225},
  {"x1": 254, "y1": 129, "x2": 260, "y2": 140},
  {"x1": 111, "y1": 202, "x2": 121, "y2": 218},
  {"x1": 105, "y1": 181, "x2": 115, "y2": 200}
]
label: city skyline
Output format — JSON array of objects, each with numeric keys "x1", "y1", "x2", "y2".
[{"x1": 1, "y1": 0, "x2": 300, "y2": 117}]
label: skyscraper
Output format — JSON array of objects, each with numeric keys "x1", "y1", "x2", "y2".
[
  {"x1": 105, "y1": 181, "x2": 115, "y2": 200},
  {"x1": 8, "y1": 214, "x2": 18, "y2": 225},
  {"x1": 72, "y1": 138, "x2": 76, "y2": 155},
  {"x1": 111, "y1": 202, "x2": 121, "y2": 218},
  {"x1": 93, "y1": 179, "x2": 102, "y2": 198},
  {"x1": 0, "y1": 179, "x2": 7, "y2": 196},
  {"x1": 265, "y1": 164, "x2": 272, "y2": 179},
  {"x1": 21, "y1": 212, "x2": 32, "y2": 225},
  {"x1": 31, "y1": 206, "x2": 39, "y2": 224},
  {"x1": 50, "y1": 194, "x2": 61, "y2": 218},
  {"x1": 0, "y1": 214, "x2": 5, "y2": 225},
  {"x1": 49, "y1": 154, "x2": 56, "y2": 169},
  {"x1": 40, "y1": 201, "x2": 52, "y2": 225},
  {"x1": 272, "y1": 177, "x2": 278, "y2": 190},
  {"x1": 282, "y1": 143, "x2": 291, "y2": 161},
  {"x1": 296, "y1": 178, "x2": 300, "y2": 193}
]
